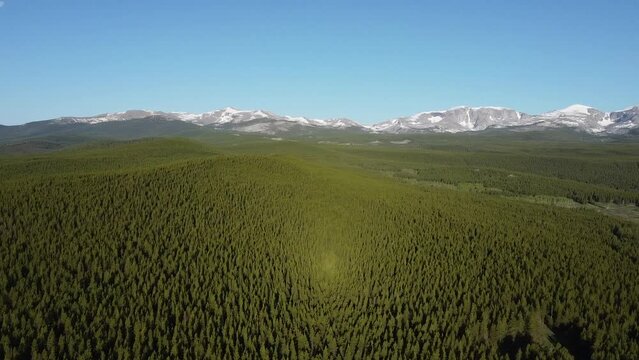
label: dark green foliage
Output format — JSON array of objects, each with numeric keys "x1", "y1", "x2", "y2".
[
  {"x1": 0, "y1": 138, "x2": 638, "y2": 359},
  {"x1": 330, "y1": 137, "x2": 639, "y2": 205}
]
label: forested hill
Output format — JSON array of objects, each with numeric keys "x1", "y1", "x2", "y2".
[{"x1": 1, "y1": 138, "x2": 638, "y2": 359}]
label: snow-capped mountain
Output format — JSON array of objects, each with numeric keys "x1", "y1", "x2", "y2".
[
  {"x1": 371, "y1": 107, "x2": 532, "y2": 133},
  {"x1": 55, "y1": 107, "x2": 365, "y2": 134},
  {"x1": 371, "y1": 105, "x2": 639, "y2": 134},
  {"x1": 57, "y1": 110, "x2": 175, "y2": 124},
  {"x1": 48, "y1": 104, "x2": 639, "y2": 135},
  {"x1": 534, "y1": 104, "x2": 612, "y2": 133},
  {"x1": 609, "y1": 106, "x2": 639, "y2": 133}
]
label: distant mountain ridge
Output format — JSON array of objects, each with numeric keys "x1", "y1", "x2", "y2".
[
  {"x1": 372, "y1": 105, "x2": 639, "y2": 134},
  {"x1": 55, "y1": 107, "x2": 365, "y2": 134},
  {"x1": 6, "y1": 104, "x2": 639, "y2": 136}
]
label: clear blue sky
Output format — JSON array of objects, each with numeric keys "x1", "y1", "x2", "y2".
[{"x1": 1, "y1": 0, "x2": 638, "y2": 125}]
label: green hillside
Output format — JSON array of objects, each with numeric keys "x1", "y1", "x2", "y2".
[{"x1": 1, "y1": 137, "x2": 638, "y2": 359}]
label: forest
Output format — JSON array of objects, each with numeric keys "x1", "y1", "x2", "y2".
[{"x1": 1, "y1": 135, "x2": 638, "y2": 359}]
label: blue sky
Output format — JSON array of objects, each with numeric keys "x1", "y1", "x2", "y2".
[{"x1": 1, "y1": 0, "x2": 638, "y2": 125}]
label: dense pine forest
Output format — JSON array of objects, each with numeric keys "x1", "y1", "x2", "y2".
[{"x1": 1, "y1": 135, "x2": 638, "y2": 359}]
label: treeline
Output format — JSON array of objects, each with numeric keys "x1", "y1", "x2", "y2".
[
  {"x1": 0, "y1": 141, "x2": 638, "y2": 359},
  {"x1": 346, "y1": 143, "x2": 639, "y2": 205},
  {"x1": 411, "y1": 165, "x2": 639, "y2": 205}
]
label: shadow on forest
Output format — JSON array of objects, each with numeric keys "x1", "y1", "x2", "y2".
[
  {"x1": 498, "y1": 333, "x2": 534, "y2": 359},
  {"x1": 551, "y1": 323, "x2": 593, "y2": 360},
  {"x1": 498, "y1": 323, "x2": 594, "y2": 359}
]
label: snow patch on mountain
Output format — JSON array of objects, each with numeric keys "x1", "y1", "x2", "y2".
[
  {"x1": 597, "y1": 114, "x2": 614, "y2": 127},
  {"x1": 544, "y1": 104, "x2": 593, "y2": 117}
]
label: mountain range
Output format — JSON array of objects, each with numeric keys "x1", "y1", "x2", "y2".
[
  {"x1": 54, "y1": 107, "x2": 365, "y2": 134},
  {"x1": 2, "y1": 104, "x2": 638, "y2": 137},
  {"x1": 372, "y1": 105, "x2": 639, "y2": 134}
]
